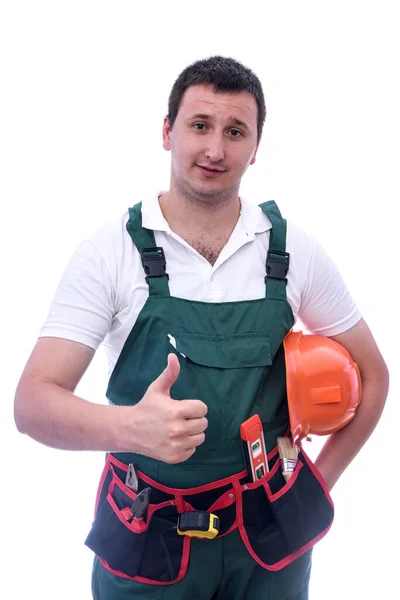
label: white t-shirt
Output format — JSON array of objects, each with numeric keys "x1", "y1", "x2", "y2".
[{"x1": 40, "y1": 192, "x2": 361, "y2": 375}]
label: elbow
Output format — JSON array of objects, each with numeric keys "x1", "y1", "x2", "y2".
[
  {"x1": 375, "y1": 356, "x2": 390, "y2": 405},
  {"x1": 360, "y1": 358, "x2": 390, "y2": 416},
  {"x1": 382, "y1": 360, "x2": 390, "y2": 393},
  {"x1": 14, "y1": 388, "x2": 27, "y2": 434},
  {"x1": 14, "y1": 379, "x2": 35, "y2": 435},
  {"x1": 379, "y1": 360, "x2": 390, "y2": 411}
]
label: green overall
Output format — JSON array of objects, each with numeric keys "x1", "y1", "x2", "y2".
[{"x1": 86, "y1": 201, "x2": 334, "y2": 599}]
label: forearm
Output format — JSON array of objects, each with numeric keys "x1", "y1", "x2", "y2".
[
  {"x1": 14, "y1": 380, "x2": 131, "y2": 452},
  {"x1": 314, "y1": 370, "x2": 389, "y2": 491}
]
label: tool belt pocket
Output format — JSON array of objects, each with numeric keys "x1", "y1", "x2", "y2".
[
  {"x1": 239, "y1": 448, "x2": 334, "y2": 570},
  {"x1": 85, "y1": 459, "x2": 188, "y2": 584}
]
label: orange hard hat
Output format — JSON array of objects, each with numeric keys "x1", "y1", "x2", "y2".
[{"x1": 283, "y1": 330, "x2": 362, "y2": 444}]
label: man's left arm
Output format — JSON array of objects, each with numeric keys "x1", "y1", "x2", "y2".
[{"x1": 314, "y1": 317, "x2": 389, "y2": 491}]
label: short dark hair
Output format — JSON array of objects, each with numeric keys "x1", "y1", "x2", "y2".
[{"x1": 167, "y1": 56, "x2": 266, "y2": 142}]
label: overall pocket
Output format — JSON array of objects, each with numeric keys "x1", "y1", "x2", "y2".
[
  {"x1": 170, "y1": 330, "x2": 272, "y2": 369},
  {"x1": 238, "y1": 447, "x2": 334, "y2": 570}
]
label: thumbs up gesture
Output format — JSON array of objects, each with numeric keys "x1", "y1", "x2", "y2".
[{"x1": 130, "y1": 354, "x2": 208, "y2": 464}]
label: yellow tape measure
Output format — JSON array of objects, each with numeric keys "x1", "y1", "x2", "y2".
[{"x1": 177, "y1": 511, "x2": 220, "y2": 539}]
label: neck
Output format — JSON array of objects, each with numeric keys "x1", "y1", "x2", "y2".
[{"x1": 159, "y1": 184, "x2": 241, "y2": 236}]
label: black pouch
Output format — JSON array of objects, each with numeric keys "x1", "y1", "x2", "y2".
[
  {"x1": 240, "y1": 447, "x2": 334, "y2": 569},
  {"x1": 85, "y1": 481, "x2": 149, "y2": 577},
  {"x1": 85, "y1": 463, "x2": 186, "y2": 583}
]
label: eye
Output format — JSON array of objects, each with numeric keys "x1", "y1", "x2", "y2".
[
  {"x1": 193, "y1": 123, "x2": 207, "y2": 131},
  {"x1": 228, "y1": 129, "x2": 243, "y2": 137}
]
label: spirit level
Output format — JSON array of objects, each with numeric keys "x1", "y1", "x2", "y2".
[{"x1": 240, "y1": 414, "x2": 269, "y2": 481}]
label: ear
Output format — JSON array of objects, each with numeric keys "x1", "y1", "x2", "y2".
[
  {"x1": 162, "y1": 116, "x2": 172, "y2": 151},
  {"x1": 250, "y1": 134, "x2": 262, "y2": 166},
  {"x1": 249, "y1": 147, "x2": 259, "y2": 166}
]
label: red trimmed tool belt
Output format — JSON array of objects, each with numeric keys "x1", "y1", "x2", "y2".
[{"x1": 85, "y1": 446, "x2": 334, "y2": 585}]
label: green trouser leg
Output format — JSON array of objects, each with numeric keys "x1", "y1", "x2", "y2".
[
  {"x1": 214, "y1": 531, "x2": 312, "y2": 600},
  {"x1": 92, "y1": 538, "x2": 223, "y2": 600},
  {"x1": 92, "y1": 530, "x2": 312, "y2": 600}
]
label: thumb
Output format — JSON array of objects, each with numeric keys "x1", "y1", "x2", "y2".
[{"x1": 150, "y1": 353, "x2": 181, "y2": 395}]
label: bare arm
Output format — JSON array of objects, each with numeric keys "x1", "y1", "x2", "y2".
[
  {"x1": 14, "y1": 339, "x2": 208, "y2": 461},
  {"x1": 314, "y1": 318, "x2": 389, "y2": 490},
  {"x1": 14, "y1": 337, "x2": 126, "y2": 451}
]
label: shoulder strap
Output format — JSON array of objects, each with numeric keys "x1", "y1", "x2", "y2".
[
  {"x1": 126, "y1": 202, "x2": 170, "y2": 297},
  {"x1": 259, "y1": 201, "x2": 290, "y2": 300},
  {"x1": 126, "y1": 202, "x2": 157, "y2": 250},
  {"x1": 259, "y1": 200, "x2": 286, "y2": 252}
]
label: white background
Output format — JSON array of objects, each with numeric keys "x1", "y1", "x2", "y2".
[{"x1": 1, "y1": 1, "x2": 399, "y2": 598}]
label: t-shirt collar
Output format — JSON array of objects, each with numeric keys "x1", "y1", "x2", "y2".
[{"x1": 141, "y1": 191, "x2": 272, "y2": 236}]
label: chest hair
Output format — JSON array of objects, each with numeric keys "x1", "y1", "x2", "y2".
[{"x1": 184, "y1": 231, "x2": 231, "y2": 266}]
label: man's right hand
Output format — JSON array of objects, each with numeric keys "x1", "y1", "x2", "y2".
[{"x1": 131, "y1": 353, "x2": 208, "y2": 464}]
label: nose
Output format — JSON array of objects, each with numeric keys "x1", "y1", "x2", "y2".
[{"x1": 204, "y1": 133, "x2": 226, "y2": 163}]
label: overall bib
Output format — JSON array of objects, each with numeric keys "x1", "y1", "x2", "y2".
[{"x1": 86, "y1": 201, "x2": 334, "y2": 599}]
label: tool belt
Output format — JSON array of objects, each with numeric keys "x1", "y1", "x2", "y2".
[{"x1": 85, "y1": 446, "x2": 334, "y2": 585}]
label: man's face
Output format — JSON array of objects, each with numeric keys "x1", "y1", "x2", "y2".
[{"x1": 163, "y1": 84, "x2": 260, "y2": 202}]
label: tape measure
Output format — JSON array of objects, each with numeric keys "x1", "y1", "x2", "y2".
[{"x1": 177, "y1": 511, "x2": 220, "y2": 539}]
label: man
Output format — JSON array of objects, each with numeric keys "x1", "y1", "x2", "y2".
[{"x1": 14, "y1": 56, "x2": 388, "y2": 599}]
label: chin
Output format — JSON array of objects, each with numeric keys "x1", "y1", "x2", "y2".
[
  {"x1": 176, "y1": 172, "x2": 233, "y2": 201},
  {"x1": 194, "y1": 186, "x2": 234, "y2": 205},
  {"x1": 192, "y1": 182, "x2": 223, "y2": 196}
]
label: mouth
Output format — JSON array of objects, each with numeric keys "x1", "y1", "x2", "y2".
[{"x1": 196, "y1": 165, "x2": 226, "y2": 177}]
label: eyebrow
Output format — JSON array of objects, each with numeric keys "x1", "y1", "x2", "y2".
[{"x1": 187, "y1": 113, "x2": 250, "y2": 130}]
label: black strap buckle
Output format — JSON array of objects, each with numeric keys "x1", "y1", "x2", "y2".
[
  {"x1": 265, "y1": 250, "x2": 290, "y2": 281},
  {"x1": 141, "y1": 247, "x2": 169, "y2": 282}
]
